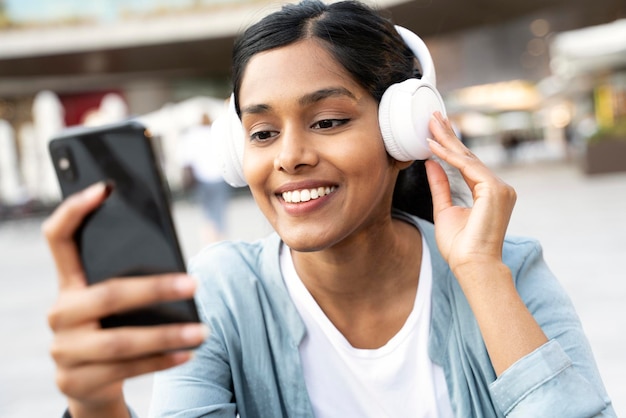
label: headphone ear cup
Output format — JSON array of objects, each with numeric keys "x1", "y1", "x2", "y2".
[
  {"x1": 379, "y1": 78, "x2": 446, "y2": 161},
  {"x1": 215, "y1": 97, "x2": 247, "y2": 187}
]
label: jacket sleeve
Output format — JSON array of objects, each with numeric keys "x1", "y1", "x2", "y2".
[
  {"x1": 148, "y1": 248, "x2": 238, "y2": 418},
  {"x1": 149, "y1": 299, "x2": 238, "y2": 418},
  {"x1": 489, "y1": 239, "x2": 615, "y2": 417}
]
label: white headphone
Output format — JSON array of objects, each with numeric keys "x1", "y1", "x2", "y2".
[{"x1": 216, "y1": 25, "x2": 446, "y2": 188}]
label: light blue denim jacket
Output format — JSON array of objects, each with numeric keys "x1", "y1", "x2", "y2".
[{"x1": 150, "y1": 213, "x2": 614, "y2": 417}]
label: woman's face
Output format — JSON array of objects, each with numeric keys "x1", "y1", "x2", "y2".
[{"x1": 239, "y1": 39, "x2": 403, "y2": 252}]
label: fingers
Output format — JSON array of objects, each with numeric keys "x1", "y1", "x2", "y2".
[
  {"x1": 426, "y1": 112, "x2": 517, "y2": 257},
  {"x1": 424, "y1": 159, "x2": 452, "y2": 218},
  {"x1": 56, "y1": 350, "x2": 193, "y2": 400},
  {"x1": 43, "y1": 182, "x2": 205, "y2": 407},
  {"x1": 48, "y1": 273, "x2": 204, "y2": 406},
  {"x1": 42, "y1": 182, "x2": 111, "y2": 290},
  {"x1": 427, "y1": 114, "x2": 476, "y2": 192},
  {"x1": 48, "y1": 274, "x2": 197, "y2": 330},
  {"x1": 427, "y1": 111, "x2": 516, "y2": 201},
  {"x1": 428, "y1": 112, "x2": 499, "y2": 191},
  {"x1": 51, "y1": 323, "x2": 208, "y2": 366},
  {"x1": 428, "y1": 112, "x2": 468, "y2": 155}
]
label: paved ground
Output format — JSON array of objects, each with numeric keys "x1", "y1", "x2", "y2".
[{"x1": 1, "y1": 155, "x2": 625, "y2": 417}]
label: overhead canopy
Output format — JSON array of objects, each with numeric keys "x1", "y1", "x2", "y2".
[{"x1": 0, "y1": 0, "x2": 624, "y2": 96}]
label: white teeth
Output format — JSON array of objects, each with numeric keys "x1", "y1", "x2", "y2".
[{"x1": 282, "y1": 186, "x2": 336, "y2": 203}]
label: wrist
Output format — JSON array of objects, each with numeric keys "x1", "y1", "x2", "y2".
[
  {"x1": 450, "y1": 260, "x2": 548, "y2": 375},
  {"x1": 67, "y1": 397, "x2": 130, "y2": 418},
  {"x1": 451, "y1": 258, "x2": 509, "y2": 285},
  {"x1": 450, "y1": 259, "x2": 520, "y2": 308}
]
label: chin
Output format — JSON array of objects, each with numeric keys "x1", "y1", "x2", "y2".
[
  {"x1": 279, "y1": 229, "x2": 339, "y2": 253},
  {"x1": 281, "y1": 237, "x2": 327, "y2": 253}
]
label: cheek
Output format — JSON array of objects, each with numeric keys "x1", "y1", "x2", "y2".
[
  {"x1": 242, "y1": 151, "x2": 276, "y2": 220},
  {"x1": 241, "y1": 140, "x2": 258, "y2": 175},
  {"x1": 340, "y1": 134, "x2": 390, "y2": 176},
  {"x1": 242, "y1": 148, "x2": 272, "y2": 195},
  {"x1": 241, "y1": 150, "x2": 253, "y2": 184}
]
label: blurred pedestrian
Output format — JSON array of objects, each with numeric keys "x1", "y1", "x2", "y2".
[
  {"x1": 180, "y1": 112, "x2": 230, "y2": 243},
  {"x1": 500, "y1": 130, "x2": 522, "y2": 163}
]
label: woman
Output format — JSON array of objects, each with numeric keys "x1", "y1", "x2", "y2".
[{"x1": 44, "y1": 1, "x2": 614, "y2": 416}]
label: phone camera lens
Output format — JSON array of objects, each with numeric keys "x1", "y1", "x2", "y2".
[
  {"x1": 58, "y1": 157, "x2": 70, "y2": 171},
  {"x1": 53, "y1": 146, "x2": 78, "y2": 182}
]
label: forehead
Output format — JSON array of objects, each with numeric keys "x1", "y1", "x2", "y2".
[{"x1": 239, "y1": 39, "x2": 363, "y2": 107}]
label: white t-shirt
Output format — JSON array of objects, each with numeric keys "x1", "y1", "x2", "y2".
[{"x1": 280, "y1": 236, "x2": 454, "y2": 418}]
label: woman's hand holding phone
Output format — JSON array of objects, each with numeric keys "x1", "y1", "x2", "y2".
[{"x1": 43, "y1": 183, "x2": 208, "y2": 418}]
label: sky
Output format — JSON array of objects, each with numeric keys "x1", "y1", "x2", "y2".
[{"x1": 4, "y1": 0, "x2": 215, "y2": 23}]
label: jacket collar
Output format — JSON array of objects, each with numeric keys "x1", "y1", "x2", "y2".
[{"x1": 390, "y1": 211, "x2": 452, "y2": 365}]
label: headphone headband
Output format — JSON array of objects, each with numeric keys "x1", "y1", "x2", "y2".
[
  {"x1": 218, "y1": 25, "x2": 443, "y2": 187},
  {"x1": 394, "y1": 25, "x2": 437, "y2": 86}
]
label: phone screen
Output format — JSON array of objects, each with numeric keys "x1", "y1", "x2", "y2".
[{"x1": 49, "y1": 122, "x2": 200, "y2": 328}]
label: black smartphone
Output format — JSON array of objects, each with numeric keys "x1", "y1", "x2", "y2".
[{"x1": 49, "y1": 121, "x2": 200, "y2": 328}]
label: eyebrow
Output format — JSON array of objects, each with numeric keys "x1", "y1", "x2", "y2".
[
  {"x1": 239, "y1": 87, "x2": 357, "y2": 116},
  {"x1": 299, "y1": 87, "x2": 357, "y2": 106}
]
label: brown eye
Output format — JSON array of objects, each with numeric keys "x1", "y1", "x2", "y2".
[
  {"x1": 250, "y1": 131, "x2": 277, "y2": 142},
  {"x1": 312, "y1": 119, "x2": 350, "y2": 129}
]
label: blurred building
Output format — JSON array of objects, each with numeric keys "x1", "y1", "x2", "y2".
[
  {"x1": 546, "y1": 19, "x2": 626, "y2": 137},
  {"x1": 0, "y1": 0, "x2": 624, "y2": 212}
]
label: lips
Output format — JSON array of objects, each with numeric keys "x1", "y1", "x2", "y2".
[{"x1": 281, "y1": 186, "x2": 337, "y2": 203}]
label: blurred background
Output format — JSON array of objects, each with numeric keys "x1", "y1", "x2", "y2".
[{"x1": 0, "y1": 0, "x2": 625, "y2": 416}]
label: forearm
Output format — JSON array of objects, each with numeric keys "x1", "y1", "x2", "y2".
[{"x1": 453, "y1": 261, "x2": 548, "y2": 376}]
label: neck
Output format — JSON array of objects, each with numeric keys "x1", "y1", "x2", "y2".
[
  {"x1": 290, "y1": 216, "x2": 423, "y2": 348},
  {"x1": 293, "y1": 216, "x2": 420, "y2": 290}
]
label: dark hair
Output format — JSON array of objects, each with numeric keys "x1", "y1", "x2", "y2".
[{"x1": 232, "y1": 0, "x2": 433, "y2": 222}]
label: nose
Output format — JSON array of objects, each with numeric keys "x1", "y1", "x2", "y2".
[{"x1": 273, "y1": 127, "x2": 319, "y2": 174}]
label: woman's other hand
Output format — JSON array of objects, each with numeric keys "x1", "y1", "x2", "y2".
[
  {"x1": 424, "y1": 112, "x2": 517, "y2": 275},
  {"x1": 42, "y1": 182, "x2": 208, "y2": 418},
  {"x1": 424, "y1": 112, "x2": 547, "y2": 375}
]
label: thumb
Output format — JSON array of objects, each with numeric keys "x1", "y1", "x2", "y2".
[
  {"x1": 425, "y1": 159, "x2": 453, "y2": 220},
  {"x1": 42, "y1": 181, "x2": 111, "y2": 289}
]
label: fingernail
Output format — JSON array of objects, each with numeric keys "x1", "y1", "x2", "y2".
[
  {"x1": 83, "y1": 182, "x2": 107, "y2": 200},
  {"x1": 199, "y1": 325, "x2": 210, "y2": 340},
  {"x1": 433, "y1": 112, "x2": 450, "y2": 129},
  {"x1": 170, "y1": 350, "x2": 193, "y2": 364},
  {"x1": 181, "y1": 324, "x2": 210, "y2": 343},
  {"x1": 103, "y1": 180, "x2": 115, "y2": 197},
  {"x1": 427, "y1": 138, "x2": 442, "y2": 148},
  {"x1": 173, "y1": 275, "x2": 196, "y2": 293}
]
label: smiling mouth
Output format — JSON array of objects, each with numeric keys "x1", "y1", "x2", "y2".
[{"x1": 281, "y1": 186, "x2": 337, "y2": 203}]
